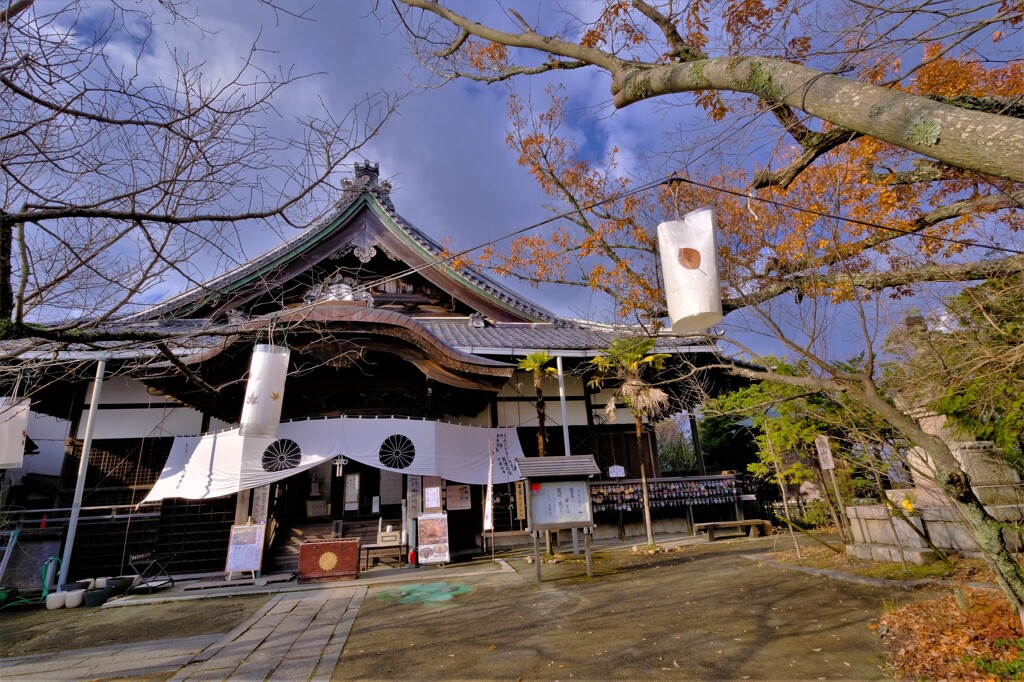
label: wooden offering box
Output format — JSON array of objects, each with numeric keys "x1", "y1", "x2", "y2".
[{"x1": 297, "y1": 538, "x2": 360, "y2": 582}]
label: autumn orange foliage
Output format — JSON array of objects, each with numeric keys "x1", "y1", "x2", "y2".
[
  {"x1": 478, "y1": 41, "x2": 1024, "y2": 323},
  {"x1": 879, "y1": 588, "x2": 1024, "y2": 680}
]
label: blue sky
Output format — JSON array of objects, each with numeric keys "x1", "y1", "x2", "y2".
[
  {"x1": 135, "y1": 1, "x2": 626, "y2": 319},
  {"x1": 41, "y1": 1, "x2": 1018, "y2": 366}
]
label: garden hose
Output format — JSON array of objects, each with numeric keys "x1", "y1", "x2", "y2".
[{"x1": 0, "y1": 556, "x2": 60, "y2": 610}]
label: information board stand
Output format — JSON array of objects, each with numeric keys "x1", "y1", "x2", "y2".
[
  {"x1": 517, "y1": 455, "x2": 601, "y2": 584},
  {"x1": 225, "y1": 523, "x2": 266, "y2": 580}
]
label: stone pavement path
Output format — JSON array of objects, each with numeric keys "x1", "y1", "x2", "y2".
[
  {"x1": 170, "y1": 585, "x2": 365, "y2": 681},
  {"x1": 0, "y1": 585, "x2": 365, "y2": 681}
]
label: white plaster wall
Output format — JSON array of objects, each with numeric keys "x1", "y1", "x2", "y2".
[
  {"x1": 210, "y1": 417, "x2": 234, "y2": 432},
  {"x1": 9, "y1": 412, "x2": 71, "y2": 484},
  {"x1": 76, "y1": 377, "x2": 204, "y2": 439},
  {"x1": 496, "y1": 400, "x2": 588, "y2": 428}
]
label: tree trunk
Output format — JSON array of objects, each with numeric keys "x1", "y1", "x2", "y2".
[
  {"x1": 863, "y1": 385, "x2": 1024, "y2": 625},
  {"x1": 397, "y1": 1, "x2": 1024, "y2": 182},
  {"x1": 636, "y1": 415, "x2": 655, "y2": 546},
  {"x1": 612, "y1": 57, "x2": 1024, "y2": 182},
  {"x1": 535, "y1": 377, "x2": 546, "y2": 457},
  {"x1": 0, "y1": 217, "x2": 12, "y2": 322}
]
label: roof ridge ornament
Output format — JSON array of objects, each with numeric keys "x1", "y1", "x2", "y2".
[{"x1": 335, "y1": 161, "x2": 395, "y2": 212}]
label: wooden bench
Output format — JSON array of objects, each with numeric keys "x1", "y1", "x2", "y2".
[{"x1": 693, "y1": 520, "x2": 772, "y2": 541}]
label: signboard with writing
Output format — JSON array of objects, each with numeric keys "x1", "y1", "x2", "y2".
[
  {"x1": 423, "y1": 475, "x2": 443, "y2": 513},
  {"x1": 417, "y1": 512, "x2": 450, "y2": 564},
  {"x1": 251, "y1": 485, "x2": 270, "y2": 524},
  {"x1": 515, "y1": 481, "x2": 526, "y2": 520},
  {"x1": 407, "y1": 475, "x2": 422, "y2": 519},
  {"x1": 446, "y1": 484, "x2": 471, "y2": 510},
  {"x1": 528, "y1": 480, "x2": 593, "y2": 530},
  {"x1": 225, "y1": 523, "x2": 266, "y2": 574},
  {"x1": 814, "y1": 435, "x2": 835, "y2": 471},
  {"x1": 344, "y1": 473, "x2": 360, "y2": 511}
]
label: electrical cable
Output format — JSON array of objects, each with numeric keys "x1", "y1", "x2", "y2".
[
  {"x1": 663, "y1": 175, "x2": 1024, "y2": 255},
  {"x1": 4, "y1": 167, "x2": 1020, "y2": 362}
]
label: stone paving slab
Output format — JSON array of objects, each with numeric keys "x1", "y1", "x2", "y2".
[{"x1": 168, "y1": 585, "x2": 366, "y2": 681}]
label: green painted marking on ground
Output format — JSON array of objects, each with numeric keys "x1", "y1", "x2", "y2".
[{"x1": 377, "y1": 581, "x2": 471, "y2": 605}]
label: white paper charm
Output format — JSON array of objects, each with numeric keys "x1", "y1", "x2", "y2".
[
  {"x1": 657, "y1": 207, "x2": 723, "y2": 333},
  {"x1": 239, "y1": 344, "x2": 290, "y2": 438}
]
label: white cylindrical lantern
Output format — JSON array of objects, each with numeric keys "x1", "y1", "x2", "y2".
[
  {"x1": 657, "y1": 207, "x2": 723, "y2": 334},
  {"x1": 239, "y1": 344, "x2": 290, "y2": 438},
  {"x1": 0, "y1": 397, "x2": 30, "y2": 469}
]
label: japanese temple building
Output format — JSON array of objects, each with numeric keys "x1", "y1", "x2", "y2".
[{"x1": 6, "y1": 163, "x2": 742, "y2": 579}]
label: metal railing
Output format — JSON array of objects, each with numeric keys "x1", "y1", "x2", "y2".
[{"x1": 1, "y1": 504, "x2": 162, "y2": 532}]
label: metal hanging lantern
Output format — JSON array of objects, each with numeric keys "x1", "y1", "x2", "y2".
[
  {"x1": 239, "y1": 344, "x2": 290, "y2": 438},
  {"x1": 657, "y1": 206, "x2": 724, "y2": 334},
  {"x1": 0, "y1": 397, "x2": 30, "y2": 469}
]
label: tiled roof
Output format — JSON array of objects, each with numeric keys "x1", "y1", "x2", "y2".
[
  {"x1": 421, "y1": 320, "x2": 714, "y2": 356},
  {"x1": 516, "y1": 454, "x2": 602, "y2": 478},
  {"x1": 123, "y1": 163, "x2": 561, "y2": 325},
  {"x1": 119, "y1": 225, "x2": 318, "y2": 322},
  {"x1": 383, "y1": 207, "x2": 562, "y2": 324}
]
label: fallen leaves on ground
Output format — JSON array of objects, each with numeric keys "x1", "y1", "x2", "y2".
[
  {"x1": 769, "y1": 545, "x2": 992, "y2": 583},
  {"x1": 879, "y1": 588, "x2": 1023, "y2": 680}
]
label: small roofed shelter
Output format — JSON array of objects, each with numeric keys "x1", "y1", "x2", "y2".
[{"x1": 9, "y1": 163, "x2": 742, "y2": 578}]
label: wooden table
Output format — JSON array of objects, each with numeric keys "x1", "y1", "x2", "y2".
[{"x1": 361, "y1": 543, "x2": 406, "y2": 571}]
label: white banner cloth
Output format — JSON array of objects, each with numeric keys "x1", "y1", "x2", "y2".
[
  {"x1": 0, "y1": 398, "x2": 30, "y2": 469},
  {"x1": 144, "y1": 417, "x2": 525, "y2": 502}
]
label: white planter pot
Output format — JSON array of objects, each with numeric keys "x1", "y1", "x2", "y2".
[
  {"x1": 45, "y1": 592, "x2": 66, "y2": 610},
  {"x1": 64, "y1": 589, "x2": 85, "y2": 609}
]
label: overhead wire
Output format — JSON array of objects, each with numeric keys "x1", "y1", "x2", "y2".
[{"x1": 5, "y1": 168, "x2": 1022, "y2": 364}]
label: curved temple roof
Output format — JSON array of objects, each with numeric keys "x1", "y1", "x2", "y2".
[{"x1": 122, "y1": 162, "x2": 562, "y2": 326}]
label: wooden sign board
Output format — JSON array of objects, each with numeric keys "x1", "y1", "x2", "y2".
[
  {"x1": 814, "y1": 435, "x2": 835, "y2": 471},
  {"x1": 528, "y1": 480, "x2": 593, "y2": 530},
  {"x1": 446, "y1": 484, "x2": 471, "y2": 510},
  {"x1": 407, "y1": 475, "x2": 422, "y2": 519},
  {"x1": 226, "y1": 523, "x2": 266, "y2": 574},
  {"x1": 344, "y1": 473, "x2": 360, "y2": 511},
  {"x1": 515, "y1": 481, "x2": 526, "y2": 520}
]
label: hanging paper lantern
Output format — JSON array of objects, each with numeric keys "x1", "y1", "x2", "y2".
[
  {"x1": 0, "y1": 397, "x2": 30, "y2": 469},
  {"x1": 239, "y1": 344, "x2": 290, "y2": 438},
  {"x1": 657, "y1": 207, "x2": 723, "y2": 334}
]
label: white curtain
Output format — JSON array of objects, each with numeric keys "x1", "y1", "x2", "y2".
[{"x1": 144, "y1": 417, "x2": 525, "y2": 502}]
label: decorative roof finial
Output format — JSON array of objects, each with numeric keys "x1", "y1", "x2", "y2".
[
  {"x1": 354, "y1": 161, "x2": 379, "y2": 185},
  {"x1": 336, "y1": 161, "x2": 394, "y2": 211}
]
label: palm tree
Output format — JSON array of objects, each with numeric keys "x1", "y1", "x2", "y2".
[
  {"x1": 589, "y1": 338, "x2": 671, "y2": 546},
  {"x1": 517, "y1": 350, "x2": 558, "y2": 457}
]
